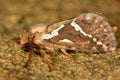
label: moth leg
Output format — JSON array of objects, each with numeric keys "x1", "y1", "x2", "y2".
[
  {"x1": 60, "y1": 49, "x2": 74, "y2": 60},
  {"x1": 39, "y1": 50, "x2": 51, "y2": 63},
  {"x1": 39, "y1": 50, "x2": 52, "y2": 71},
  {"x1": 24, "y1": 47, "x2": 34, "y2": 68}
]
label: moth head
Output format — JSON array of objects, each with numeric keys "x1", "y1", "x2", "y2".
[{"x1": 20, "y1": 24, "x2": 47, "y2": 51}]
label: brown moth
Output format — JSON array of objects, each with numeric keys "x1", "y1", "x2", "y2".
[{"x1": 20, "y1": 12, "x2": 117, "y2": 68}]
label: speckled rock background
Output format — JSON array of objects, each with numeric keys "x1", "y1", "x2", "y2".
[{"x1": 0, "y1": 0, "x2": 120, "y2": 80}]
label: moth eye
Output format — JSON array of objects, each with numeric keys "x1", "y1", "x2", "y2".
[{"x1": 22, "y1": 43, "x2": 32, "y2": 52}]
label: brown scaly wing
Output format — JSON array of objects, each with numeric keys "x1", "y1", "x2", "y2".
[{"x1": 42, "y1": 12, "x2": 117, "y2": 53}]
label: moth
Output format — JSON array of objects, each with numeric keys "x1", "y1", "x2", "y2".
[{"x1": 20, "y1": 12, "x2": 117, "y2": 68}]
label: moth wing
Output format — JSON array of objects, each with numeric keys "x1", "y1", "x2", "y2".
[{"x1": 43, "y1": 13, "x2": 117, "y2": 53}]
